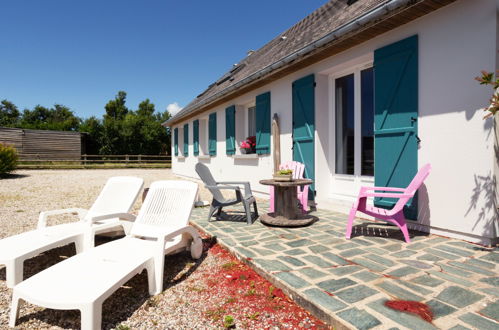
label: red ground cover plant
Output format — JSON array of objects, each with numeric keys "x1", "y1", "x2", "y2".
[
  {"x1": 384, "y1": 300, "x2": 433, "y2": 323},
  {"x1": 201, "y1": 242, "x2": 329, "y2": 329}
]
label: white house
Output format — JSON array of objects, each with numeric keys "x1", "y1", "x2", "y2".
[{"x1": 164, "y1": 0, "x2": 498, "y2": 246}]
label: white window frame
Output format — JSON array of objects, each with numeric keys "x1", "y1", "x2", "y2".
[
  {"x1": 233, "y1": 102, "x2": 255, "y2": 155},
  {"x1": 247, "y1": 105, "x2": 256, "y2": 138},
  {"x1": 177, "y1": 125, "x2": 185, "y2": 157},
  {"x1": 197, "y1": 116, "x2": 209, "y2": 157},
  {"x1": 328, "y1": 59, "x2": 374, "y2": 200}
]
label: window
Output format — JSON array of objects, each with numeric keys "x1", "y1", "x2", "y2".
[
  {"x1": 334, "y1": 66, "x2": 374, "y2": 177},
  {"x1": 335, "y1": 74, "x2": 355, "y2": 175},
  {"x1": 361, "y1": 68, "x2": 374, "y2": 176},
  {"x1": 176, "y1": 125, "x2": 185, "y2": 156},
  {"x1": 247, "y1": 106, "x2": 256, "y2": 137},
  {"x1": 198, "y1": 117, "x2": 209, "y2": 156},
  {"x1": 234, "y1": 104, "x2": 257, "y2": 155}
]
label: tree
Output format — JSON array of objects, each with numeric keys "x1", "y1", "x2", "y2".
[
  {"x1": 1, "y1": 91, "x2": 172, "y2": 155},
  {"x1": 19, "y1": 104, "x2": 80, "y2": 131},
  {"x1": 104, "y1": 91, "x2": 128, "y2": 120},
  {"x1": 158, "y1": 110, "x2": 171, "y2": 155},
  {"x1": 137, "y1": 99, "x2": 155, "y2": 117},
  {"x1": 119, "y1": 99, "x2": 171, "y2": 155},
  {"x1": 100, "y1": 91, "x2": 130, "y2": 154},
  {"x1": 0, "y1": 100, "x2": 20, "y2": 127},
  {"x1": 51, "y1": 104, "x2": 80, "y2": 131},
  {"x1": 79, "y1": 116, "x2": 103, "y2": 154}
]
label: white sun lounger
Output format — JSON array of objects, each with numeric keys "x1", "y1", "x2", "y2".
[
  {"x1": 0, "y1": 176, "x2": 144, "y2": 288},
  {"x1": 10, "y1": 180, "x2": 202, "y2": 330}
]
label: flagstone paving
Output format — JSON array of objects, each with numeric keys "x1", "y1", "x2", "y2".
[{"x1": 189, "y1": 204, "x2": 499, "y2": 330}]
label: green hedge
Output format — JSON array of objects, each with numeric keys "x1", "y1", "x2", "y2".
[{"x1": 0, "y1": 143, "x2": 18, "y2": 176}]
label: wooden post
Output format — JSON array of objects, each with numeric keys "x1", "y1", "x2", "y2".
[{"x1": 272, "y1": 113, "x2": 281, "y2": 174}]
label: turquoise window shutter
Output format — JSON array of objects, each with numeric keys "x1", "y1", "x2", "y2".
[
  {"x1": 292, "y1": 74, "x2": 315, "y2": 198},
  {"x1": 174, "y1": 127, "x2": 178, "y2": 156},
  {"x1": 193, "y1": 120, "x2": 199, "y2": 156},
  {"x1": 183, "y1": 123, "x2": 189, "y2": 156},
  {"x1": 255, "y1": 91, "x2": 271, "y2": 155},
  {"x1": 225, "y1": 105, "x2": 236, "y2": 155},
  {"x1": 209, "y1": 112, "x2": 217, "y2": 156},
  {"x1": 374, "y1": 35, "x2": 418, "y2": 219}
]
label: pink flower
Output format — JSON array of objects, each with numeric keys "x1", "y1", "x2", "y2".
[{"x1": 240, "y1": 136, "x2": 256, "y2": 149}]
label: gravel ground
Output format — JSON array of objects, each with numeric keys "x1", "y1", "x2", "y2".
[{"x1": 0, "y1": 169, "x2": 325, "y2": 329}]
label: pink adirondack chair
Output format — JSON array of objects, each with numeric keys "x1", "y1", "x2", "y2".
[
  {"x1": 269, "y1": 161, "x2": 309, "y2": 213},
  {"x1": 345, "y1": 163, "x2": 431, "y2": 243}
]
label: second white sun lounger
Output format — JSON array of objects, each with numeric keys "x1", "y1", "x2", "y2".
[
  {"x1": 9, "y1": 180, "x2": 202, "y2": 330},
  {"x1": 0, "y1": 176, "x2": 144, "y2": 288}
]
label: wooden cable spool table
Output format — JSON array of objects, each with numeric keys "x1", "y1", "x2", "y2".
[{"x1": 259, "y1": 178, "x2": 317, "y2": 227}]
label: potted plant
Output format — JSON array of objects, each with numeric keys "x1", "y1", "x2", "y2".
[
  {"x1": 240, "y1": 136, "x2": 256, "y2": 154},
  {"x1": 273, "y1": 169, "x2": 293, "y2": 182}
]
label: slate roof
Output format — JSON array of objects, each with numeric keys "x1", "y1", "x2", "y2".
[{"x1": 165, "y1": 0, "x2": 451, "y2": 125}]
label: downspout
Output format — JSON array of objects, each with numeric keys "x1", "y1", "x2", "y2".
[{"x1": 165, "y1": 0, "x2": 419, "y2": 126}]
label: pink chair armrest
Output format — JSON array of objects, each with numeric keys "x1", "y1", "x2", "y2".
[
  {"x1": 360, "y1": 191, "x2": 412, "y2": 199},
  {"x1": 361, "y1": 186, "x2": 406, "y2": 193}
]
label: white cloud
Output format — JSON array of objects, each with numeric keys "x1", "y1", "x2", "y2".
[{"x1": 166, "y1": 102, "x2": 183, "y2": 116}]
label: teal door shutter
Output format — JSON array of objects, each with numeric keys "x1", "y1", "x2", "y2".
[
  {"x1": 208, "y1": 112, "x2": 217, "y2": 156},
  {"x1": 193, "y1": 120, "x2": 199, "y2": 156},
  {"x1": 292, "y1": 74, "x2": 315, "y2": 199},
  {"x1": 225, "y1": 105, "x2": 236, "y2": 155},
  {"x1": 374, "y1": 35, "x2": 418, "y2": 219},
  {"x1": 255, "y1": 92, "x2": 270, "y2": 154},
  {"x1": 174, "y1": 127, "x2": 178, "y2": 156},
  {"x1": 183, "y1": 123, "x2": 189, "y2": 156}
]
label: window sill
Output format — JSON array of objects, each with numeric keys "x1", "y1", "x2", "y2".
[
  {"x1": 197, "y1": 155, "x2": 211, "y2": 160},
  {"x1": 176, "y1": 156, "x2": 186, "y2": 160},
  {"x1": 232, "y1": 154, "x2": 259, "y2": 159}
]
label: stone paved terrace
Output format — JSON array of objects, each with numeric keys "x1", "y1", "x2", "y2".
[{"x1": 189, "y1": 204, "x2": 499, "y2": 330}]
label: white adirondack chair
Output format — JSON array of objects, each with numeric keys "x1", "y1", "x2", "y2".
[
  {"x1": 9, "y1": 180, "x2": 202, "y2": 330},
  {"x1": 0, "y1": 176, "x2": 144, "y2": 288}
]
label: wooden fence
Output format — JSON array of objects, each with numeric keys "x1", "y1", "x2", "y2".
[
  {"x1": 17, "y1": 154, "x2": 171, "y2": 169},
  {"x1": 0, "y1": 127, "x2": 82, "y2": 160}
]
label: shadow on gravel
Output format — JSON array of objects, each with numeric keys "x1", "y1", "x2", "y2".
[
  {"x1": 0, "y1": 173, "x2": 30, "y2": 180},
  {"x1": 15, "y1": 236, "x2": 213, "y2": 329}
]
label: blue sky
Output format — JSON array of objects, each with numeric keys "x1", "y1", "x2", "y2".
[{"x1": 0, "y1": 0, "x2": 326, "y2": 119}]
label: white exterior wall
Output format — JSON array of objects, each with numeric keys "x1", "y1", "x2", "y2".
[{"x1": 172, "y1": 0, "x2": 498, "y2": 244}]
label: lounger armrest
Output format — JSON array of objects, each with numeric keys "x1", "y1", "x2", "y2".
[
  {"x1": 161, "y1": 225, "x2": 201, "y2": 245},
  {"x1": 89, "y1": 213, "x2": 136, "y2": 224},
  {"x1": 37, "y1": 208, "x2": 88, "y2": 229},
  {"x1": 361, "y1": 192, "x2": 413, "y2": 199}
]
